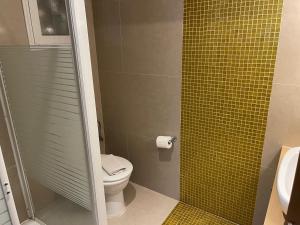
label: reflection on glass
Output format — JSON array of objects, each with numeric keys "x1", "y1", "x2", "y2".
[
  {"x1": 37, "y1": 0, "x2": 69, "y2": 36},
  {"x1": 0, "y1": 47, "x2": 96, "y2": 225}
]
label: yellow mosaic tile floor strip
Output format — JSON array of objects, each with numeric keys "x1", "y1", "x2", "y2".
[
  {"x1": 180, "y1": 0, "x2": 283, "y2": 224},
  {"x1": 163, "y1": 202, "x2": 237, "y2": 225}
]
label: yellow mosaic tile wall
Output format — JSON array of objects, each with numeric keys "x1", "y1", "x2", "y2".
[{"x1": 180, "y1": 0, "x2": 283, "y2": 224}]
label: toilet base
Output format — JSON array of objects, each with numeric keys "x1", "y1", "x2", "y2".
[{"x1": 105, "y1": 191, "x2": 126, "y2": 218}]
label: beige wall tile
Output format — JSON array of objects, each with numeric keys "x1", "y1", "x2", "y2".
[
  {"x1": 101, "y1": 72, "x2": 181, "y2": 138},
  {"x1": 93, "y1": 0, "x2": 123, "y2": 72},
  {"x1": 105, "y1": 127, "x2": 129, "y2": 160},
  {"x1": 0, "y1": 0, "x2": 28, "y2": 45},
  {"x1": 273, "y1": 0, "x2": 300, "y2": 85},
  {"x1": 100, "y1": 72, "x2": 181, "y2": 199},
  {"x1": 253, "y1": 167, "x2": 277, "y2": 225},
  {"x1": 260, "y1": 80, "x2": 300, "y2": 173},
  {"x1": 93, "y1": 0, "x2": 183, "y2": 199},
  {"x1": 120, "y1": 0, "x2": 183, "y2": 76},
  {"x1": 85, "y1": 0, "x2": 106, "y2": 153},
  {"x1": 128, "y1": 133, "x2": 180, "y2": 199}
]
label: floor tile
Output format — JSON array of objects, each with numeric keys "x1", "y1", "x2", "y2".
[{"x1": 108, "y1": 182, "x2": 178, "y2": 225}]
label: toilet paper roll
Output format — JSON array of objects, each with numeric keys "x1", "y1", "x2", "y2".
[{"x1": 156, "y1": 136, "x2": 173, "y2": 149}]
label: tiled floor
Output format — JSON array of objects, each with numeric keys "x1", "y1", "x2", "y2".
[
  {"x1": 36, "y1": 197, "x2": 94, "y2": 225},
  {"x1": 108, "y1": 182, "x2": 178, "y2": 225},
  {"x1": 163, "y1": 202, "x2": 237, "y2": 225},
  {"x1": 34, "y1": 182, "x2": 240, "y2": 225},
  {"x1": 35, "y1": 182, "x2": 241, "y2": 225},
  {"x1": 35, "y1": 182, "x2": 178, "y2": 225}
]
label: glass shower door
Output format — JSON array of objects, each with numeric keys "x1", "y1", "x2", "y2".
[
  {"x1": 0, "y1": 0, "x2": 106, "y2": 224},
  {"x1": 0, "y1": 46, "x2": 98, "y2": 225}
]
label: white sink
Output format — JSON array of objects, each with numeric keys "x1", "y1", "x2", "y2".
[{"x1": 277, "y1": 147, "x2": 300, "y2": 214}]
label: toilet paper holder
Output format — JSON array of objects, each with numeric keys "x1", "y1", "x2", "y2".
[{"x1": 168, "y1": 136, "x2": 177, "y2": 145}]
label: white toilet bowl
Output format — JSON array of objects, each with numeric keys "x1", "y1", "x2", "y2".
[{"x1": 101, "y1": 155, "x2": 133, "y2": 217}]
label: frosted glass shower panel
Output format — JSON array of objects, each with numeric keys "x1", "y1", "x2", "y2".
[{"x1": 0, "y1": 47, "x2": 92, "y2": 210}]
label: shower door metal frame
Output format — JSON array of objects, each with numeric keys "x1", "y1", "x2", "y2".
[{"x1": 66, "y1": 0, "x2": 108, "y2": 225}]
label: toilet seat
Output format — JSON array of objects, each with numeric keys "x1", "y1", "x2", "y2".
[{"x1": 101, "y1": 155, "x2": 133, "y2": 183}]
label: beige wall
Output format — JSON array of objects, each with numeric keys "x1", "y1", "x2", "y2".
[
  {"x1": 85, "y1": 0, "x2": 106, "y2": 152},
  {"x1": 253, "y1": 1, "x2": 300, "y2": 224},
  {"x1": 0, "y1": 0, "x2": 28, "y2": 45},
  {"x1": 92, "y1": 0, "x2": 183, "y2": 199}
]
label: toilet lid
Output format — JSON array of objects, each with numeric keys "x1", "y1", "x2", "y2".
[{"x1": 101, "y1": 155, "x2": 133, "y2": 182}]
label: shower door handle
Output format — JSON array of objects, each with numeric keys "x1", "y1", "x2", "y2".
[{"x1": 3, "y1": 182, "x2": 11, "y2": 196}]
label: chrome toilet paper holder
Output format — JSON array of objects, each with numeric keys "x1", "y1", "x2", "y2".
[{"x1": 168, "y1": 136, "x2": 177, "y2": 145}]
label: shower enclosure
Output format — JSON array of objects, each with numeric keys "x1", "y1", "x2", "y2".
[{"x1": 0, "y1": 1, "x2": 106, "y2": 225}]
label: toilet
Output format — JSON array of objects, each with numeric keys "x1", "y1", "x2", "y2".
[{"x1": 101, "y1": 155, "x2": 133, "y2": 217}]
